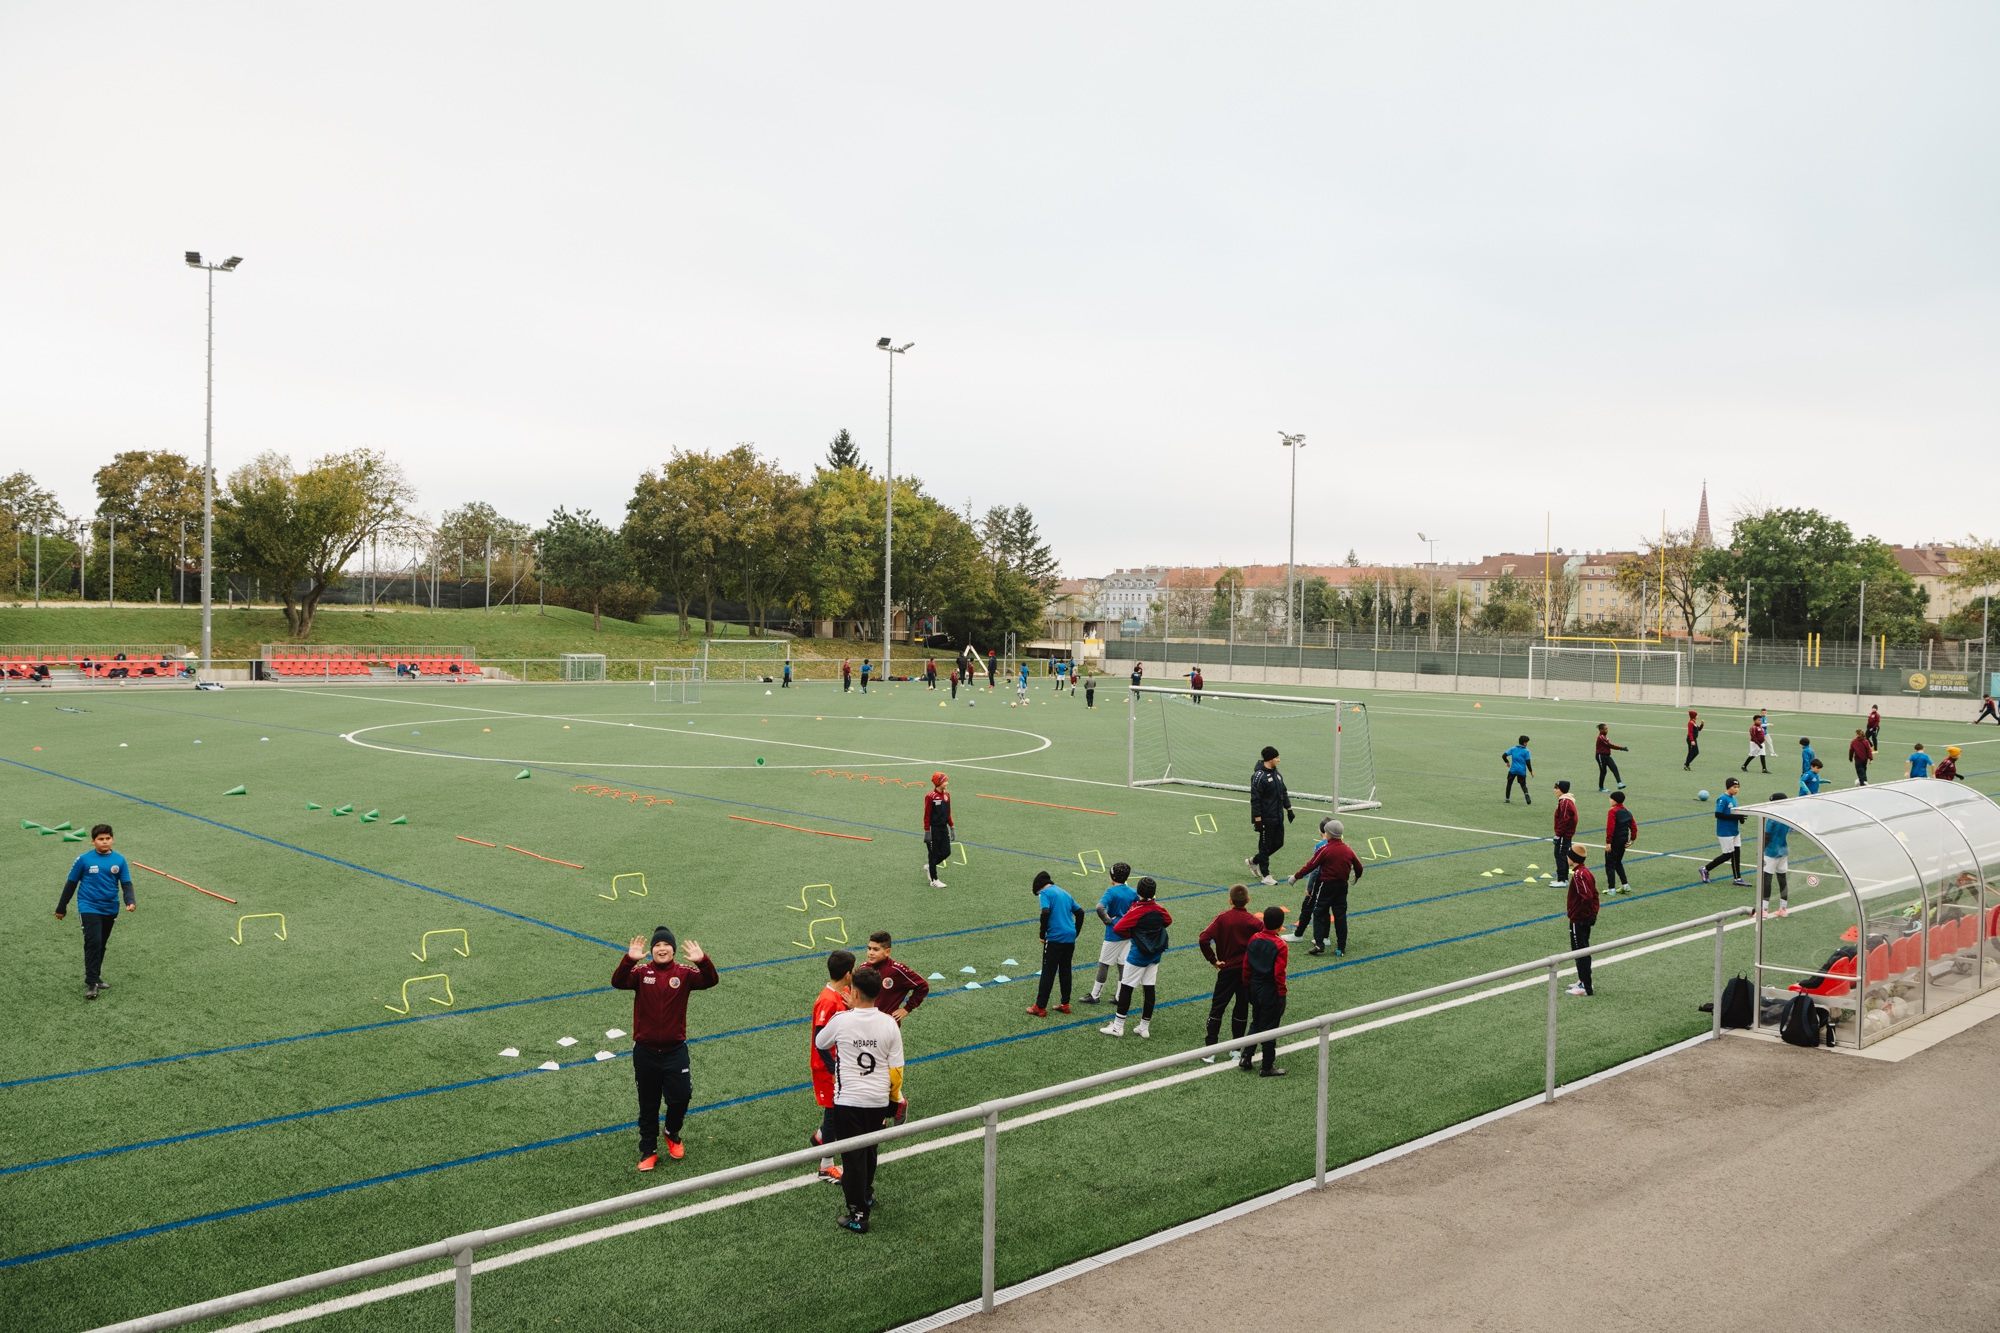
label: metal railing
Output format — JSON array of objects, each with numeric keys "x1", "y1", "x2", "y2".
[{"x1": 92, "y1": 907, "x2": 1749, "y2": 1333}]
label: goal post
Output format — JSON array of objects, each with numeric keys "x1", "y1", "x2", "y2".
[
  {"x1": 651, "y1": 666, "x2": 700, "y2": 704},
  {"x1": 1527, "y1": 645, "x2": 1685, "y2": 706},
  {"x1": 1127, "y1": 685, "x2": 1379, "y2": 812}
]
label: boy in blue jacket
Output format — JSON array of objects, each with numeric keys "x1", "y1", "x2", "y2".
[
  {"x1": 54, "y1": 823, "x2": 136, "y2": 999},
  {"x1": 1502, "y1": 736, "x2": 1534, "y2": 804}
]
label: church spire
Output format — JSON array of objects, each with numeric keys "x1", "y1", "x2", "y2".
[{"x1": 1694, "y1": 481, "x2": 1713, "y2": 547}]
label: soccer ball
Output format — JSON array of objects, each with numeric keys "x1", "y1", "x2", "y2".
[
  {"x1": 1553, "y1": 697, "x2": 1561, "y2": 702},
  {"x1": 1697, "y1": 790, "x2": 1711, "y2": 802}
]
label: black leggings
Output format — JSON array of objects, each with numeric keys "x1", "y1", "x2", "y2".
[
  {"x1": 1704, "y1": 845, "x2": 1742, "y2": 879},
  {"x1": 1309, "y1": 880, "x2": 1350, "y2": 951},
  {"x1": 633, "y1": 1042, "x2": 693, "y2": 1155},
  {"x1": 1035, "y1": 941, "x2": 1075, "y2": 1008},
  {"x1": 1569, "y1": 920, "x2": 1594, "y2": 994},
  {"x1": 1854, "y1": 760, "x2": 1868, "y2": 785},
  {"x1": 1245, "y1": 987, "x2": 1285, "y2": 1070},
  {"x1": 1505, "y1": 772, "x2": 1531, "y2": 801},
  {"x1": 1684, "y1": 740, "x2": 1700, "y2": 768},
  {"x1": 833, "y1": 1104, "x2": 889, "y2": 1213},
  {"x1": 1205, "y1": 967, "x2": 1250, "y2": 1046},
  {"x1": 1115, "y1": 982, "x2": 1156, "y2": 1020},
  {"x1": 1604, "y1": 841, "x2": 1630, "y2": 888},
  {"x1": 1596, "y1": 754, "x2": 1621, "y2": 788}
]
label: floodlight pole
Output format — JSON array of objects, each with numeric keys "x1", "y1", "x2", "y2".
[
  {"x1": 878, "y1": 339, "x2": 912, "y2": 677},
  {"x1": 1855, "y1": 580, "x2": 1866, "y2": 706},
  {"x1": 1419, "y1": 533, "x2": 1441, "y2": 649},
  {"x1": 187, "y1": 252, "x2": 242, "y2": 674},
  {"x1": 1280, "y1": 433, "x2": 1305, "y2": 647}
]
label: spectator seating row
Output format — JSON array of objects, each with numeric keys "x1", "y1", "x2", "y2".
[
  {"x1": 4, "y1": 655, "x2": 184, "y2": 679},
  {"x1": 265, "y1": 653, "x2": 472, "y2": 678}
]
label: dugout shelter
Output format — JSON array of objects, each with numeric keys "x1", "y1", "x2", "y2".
[{"x1": 1737, "y1": 779, "x2": 2000, "y2": 1049}]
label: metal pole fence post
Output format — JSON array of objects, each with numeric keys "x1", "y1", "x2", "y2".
[
  {"x1": 1127, "y1": 688, "x2": 1136, "y2": 788},
  {"x1": 981, "y1": 1108, "x2": 999, "y2": 1314},
  {"x1": 1314, "y1": 1019, "x2": 1331, "y2": 1188},
  {"x1": 454, "y1": 1245, "x2": 474, "y2": 1333},
  {"x1": 1544, "y1": 963, "x2": 1559, "y2": 1104},
  {"x1": 1855, "y1": 581, "x2": 1865, "y2": 707},
  {"x1": 1712, "y1": 918, "x2": 1726, "y2": 1040}
]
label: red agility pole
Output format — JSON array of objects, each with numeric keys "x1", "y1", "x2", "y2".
[
  {"x1": 727, "y1": 815, "x2": 873, "y2": 842},
  {"x1": 132, "y1": 861, "x2": 238, "y2": 903},
  {"x1": 975, "y1": 793, "x2": 1120, "y2": 817},
  {"x1": 505, "y1": 845, "x2": 585, "y2": 869}
]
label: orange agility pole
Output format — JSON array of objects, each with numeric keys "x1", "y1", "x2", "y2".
[
  {"x1": 505, "y1": 845, "x2": 585, "y2": 869},
  {"x1": 455, "y1": 835, "x2": 498, "y2": 847},
  {"x1": 975, "y1": 794, "x2": 1119, "y2": 816},
  {"x1": 728, "y1": 815, "x2": 874, "y2": 842},
  {"x1": 132, "y1": 861, "x2": 238, "y2": 903}
]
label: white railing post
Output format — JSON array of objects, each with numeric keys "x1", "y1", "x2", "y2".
[
  {"x1": 1314, "y1": 1019, "x2": 1331, "y2": 1187},
  {"x1": 1544, "y1": 963, "x2": 1559, "y2": 1103},
  {"x1": 452, "y1": 1240, "x2": 477, "y2": 1333},
  {"x1": 1712, "y1": 918, "x2": 1726, "y2": 1039},
  {"x1": 981, "y1": 1109, "x2": 999, "y2": 1313}
]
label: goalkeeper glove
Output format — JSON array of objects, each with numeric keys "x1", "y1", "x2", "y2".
[{"x1": 893, "y1": 1099, "x2": 909, "y2": 1125}]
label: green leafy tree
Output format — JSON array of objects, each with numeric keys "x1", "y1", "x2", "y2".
[
  {"x1": 86, "y1": 451, "x2": 204, "y2": 600},
  {"x1": 1, "y1": 471, "x2": 71, "y2": 595},
  {"x1": 215, "y1": 449, "x2": 417, "y2": 638},
  {"x1": 437, "y1": 502, "x2": 531, "y2": 586},
  {"x1": 1475, "y1": 573, "x2": 1538, "y2": 634},
  {"x1": 1206, "y1": 568, "x2": 1245, "y2": 636},
  {"x1": 535, "y1": 507, "x2": 635, "y2": 632},
  {"x1": 1612, "y1": 527, "x2": 1718, "y2": 641},
  {"x1": 1697, "y1": 508, "x2": 1926, "y2": 641}
]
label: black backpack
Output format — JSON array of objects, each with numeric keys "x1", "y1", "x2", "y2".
[
  {"x1": 1718, "y1": 974, "x2": 1753, "y2": 1029},
  {"x1": 1779, "y1": 993, "x2": 1834, "y2": 1048}
]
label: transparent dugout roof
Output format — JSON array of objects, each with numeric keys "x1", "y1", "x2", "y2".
[{"x1": 1737, "y1": 779, "x2": 2000, "y2": 910}]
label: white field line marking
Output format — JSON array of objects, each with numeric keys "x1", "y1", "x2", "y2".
[{"x1": 202, "y1": 914, "x2": 1774, "y2": 1333}]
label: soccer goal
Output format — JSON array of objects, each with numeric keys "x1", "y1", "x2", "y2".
[
  {"x1": 1128, "y1": 686, "x2": 1379, "y2": 812},
  {"x1": 651, "y1": 666, "x2": 700, "y2": 704},
  {"x1": 1527, "y1": 645, "x2": 1685, "y2": 705}
]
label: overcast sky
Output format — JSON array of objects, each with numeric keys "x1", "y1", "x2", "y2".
[{"x1": 3, "y1": 3, "x2": 1994, "y2": 575}]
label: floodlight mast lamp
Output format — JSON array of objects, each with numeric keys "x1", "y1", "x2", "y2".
[
  {"x1": 1418, "y1": 533, "x2": 1441, "y2": 648},
  {"x1": 1280, "y1": 433, "x2": 1305, "y2": 647},
  {"x1": 186, "y1": 251, "x2": 243, "y2": 673},
  {"x1": 878, "y1": 337, "x2": 913, "y2": 676}
]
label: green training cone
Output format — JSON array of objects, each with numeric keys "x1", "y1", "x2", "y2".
[
  {"x1": 53, "y1": 821, "x2": 72, "y2": 831},
  {"x1": 360, "y1": 814, "x2": 379, "y2": 823},
  {"x1": 333, "y1": 804, "x2": 354, "y2": 816},
  {"x1": 389, "y1": 814, "x2": 408, "y2": 825},
  {"x1": 38, "y1": 826, "x2": 60, "y2": 835},
  {"x1": 515, "y1": 769, "x2": 531, "y2": 780},
  {"x1": 21, "y1": 819, "x2": 38, "y2": 830},
  {"x1": 224, "y1": 784, "x2": 247, "y2": 796},
  {"x1": 306, "y1": 802, "x2": 322, "y2": 810},
  {"x1": 61, "y1": 831, "x2": 86, "y2": 842}
]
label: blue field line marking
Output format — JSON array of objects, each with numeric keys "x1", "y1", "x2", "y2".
[
  {"x1": 0, "y1": 756, "x2": 628, "y2": 951},
  {"x1": 0, "y1": 876, "x2": 1724, "y2": 1269},
  {"x1": 0, "y1": 988, "x2": 614, "y2": 1091}
]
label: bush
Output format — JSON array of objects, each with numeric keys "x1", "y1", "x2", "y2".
[{"x1": 536, "y1": 580, "x2": 657, "y2": 625}]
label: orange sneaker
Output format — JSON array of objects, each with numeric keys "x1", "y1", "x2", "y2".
[
  {"x1": 637, "y1": 1153, "x2": 658, "y2": 1172},
  {"x1": 1024, "y1": 1005, "x2": 1047, "y2": 1017},
  {"x1": 1056, "y1": 1004, "x2": 1071, "y2": 1014},
  {"x1": 667, "y1": 1138, "x2": 685, "y2": 1161}
]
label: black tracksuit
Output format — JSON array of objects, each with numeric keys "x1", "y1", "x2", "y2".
[{"x1": 1248, "y1": 764, "x2": 1292, "y2": 876}]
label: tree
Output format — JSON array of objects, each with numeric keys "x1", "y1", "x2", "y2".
[
  {"x1": 1475, "y1": 573, "x2": 1538, "y2": 634},
  {"x1": 87, "y1": 451, "x2": 203, "y2": 599},
  {"x1": 730, "y1": 453, "x2": 812, "y2": 635},
  {"x1": 535, "y1": 508, "x2": 634, "y2": 631},
  {"x1": 1206, "y1": 568, "x2": 1245, "y2": 636},
  {"x1": 1697, "y1": 508, "x2": 1927, "y2": 642},
  {"x1": 1612, "y1": 527, "x2": 1719, "y2": 641},
  {"x1": 824, "y1": 428, "x2": 865, "y2": 473},
  {"x1": 1, "y1": 471, "x2": 70, "y2": 595},
  {"x1": 437, "y1": 502, "x2": 530, "y2": 583},
  {"x1": 979, "y1": 504, "x2": 1060, "y2": 598},
  {"x1": 215, "y1": 449, "x2": 417, "y2": 638},
  {"x1": 1343, "y1": 549, "x2": 1360, "y2": 567}
]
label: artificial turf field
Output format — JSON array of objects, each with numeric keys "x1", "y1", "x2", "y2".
[{"x1": 4, "y1": 675, "x2": 1995, "y2": 1332}]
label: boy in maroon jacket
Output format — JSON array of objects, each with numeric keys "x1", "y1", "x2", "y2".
[
  {"x1": 1239, "y1": 906, "x2": 1290, "y2": 1076},
  {"x1": 1197, "y1": 885, "x2": 1262, "y2": 1061},
  {"x1": 864, "y1": 932, "x2": 930, "y2": 1023},
  {"x1": 613, "y1": 926, "x2": 719, "y2": 1169},
  {"x1": 1550, "y1": 781, "x2": 1578, "y2": 888},
  {"x1": 1285, "y1": 821, "x2": 1365, "y2": 957},
  {"x1": 1848, "y1": 728, "x2": 1874, "y2": 785},
  {"x1": 1562, "y1": 848, "x2": 1599, "y2": 997},
  {"x1": 1603, "y1": 791, "x2": 1637, "y2": 894}
]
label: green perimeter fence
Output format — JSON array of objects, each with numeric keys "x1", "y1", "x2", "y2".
[
  {"x1": 1106, "y1": 633, "x2": 2000, "y2": 702},
  {"x1": 86, "y1": 907, "x2": 1750, "y2": 1333}
]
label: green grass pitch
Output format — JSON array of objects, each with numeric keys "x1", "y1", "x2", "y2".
[{"x1": 3, "y1": 675, "x2": 1991, "y2": 1331}]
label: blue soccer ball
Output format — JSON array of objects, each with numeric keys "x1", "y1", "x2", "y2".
[{"x1": 1697, "y1": 789, "x2": 1711, "y2": 802}]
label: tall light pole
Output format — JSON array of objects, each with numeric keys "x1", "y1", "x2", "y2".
[
  {"x1": 1418, "y1": 532, "x2": 1441, "y2": 648},
  {"x1": 1279, "y1": 432, "x2": 1305, "y2": 646},
  {"x1": 878, "y1": 337, "x2": 913, "y2": 677},
  {"x1": 186, "y1": 251, "x2": 242, "y2": 673}
]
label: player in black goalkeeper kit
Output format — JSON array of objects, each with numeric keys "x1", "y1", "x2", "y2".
[{"x1": 1246, "y1": 747, "x2": 1293, "y2": 885}]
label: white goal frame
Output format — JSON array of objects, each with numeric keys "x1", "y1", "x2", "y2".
[
  {"x1": 651, "y1": 666, "x2": 700, "y2": 704},
  {"x1": 1527, "y1": 644, "x2": 1685, "y2": 706},
  {"x1": 1127, "y1": 685, "x2": 1379, "y2": 812}
]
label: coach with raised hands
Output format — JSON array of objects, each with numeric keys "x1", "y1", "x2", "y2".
[{"x1": 613, "y1": 926, "x2": 718, "y2": 1172}]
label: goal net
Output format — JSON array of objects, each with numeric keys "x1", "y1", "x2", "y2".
[
  {"x1": 652, "y1": 666, "x2": 700, "y2": 704},
  {"x1": 1527, "y1": 645, "x2": 1685, "y2": 706},
  {"x1": 1128, "y1": 686, "x2": 1378, "y2": 812}
]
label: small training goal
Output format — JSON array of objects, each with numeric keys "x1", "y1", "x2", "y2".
[
  {"x1": 1128, "y1": 686, "x2": 1378, "y2": 812},
  {"x1": 1527, "y1": 645, "x2": 1685, "y2": 706},
  {"x1": 652, "y1": 666, "x2": 700, "y2": 704}
]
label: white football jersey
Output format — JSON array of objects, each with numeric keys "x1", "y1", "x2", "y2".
[{"x1": 812, "y1": 1006, "x2": 905, "y2": 1107}]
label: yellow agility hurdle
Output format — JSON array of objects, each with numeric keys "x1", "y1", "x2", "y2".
[
  {"x1": 601, "y1": 872, "x2": 650, "y2": 901},
  {"x1": 791, "y1": 916, "x2": 849, "y2": 950},
  {"x1": 229, "y1": 913, "x2": 287, "y2": 945},
  {"x1": 786, "y1": 884, "x2": 838, "y2": 912},
  {"x1": 1365, "y1": 837, "x2": 1393, "y2": 860},
  {"x1": 410, "y1": 929, "x2": 470, "y2": 962},
  {"x1": 1189, "y1": 813, "x2": 1218, "y2": 836},
  {"x1": 384, "y1": 974, "x2": 455, "y2": 1015},
  {"x1": 1077, "y1": 849, "x2": 1106, "y2": 875}
]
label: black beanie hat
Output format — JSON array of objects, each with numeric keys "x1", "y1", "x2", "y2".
[{"x1": 650, "y1": 925, "x2": 677, "y2": 950}]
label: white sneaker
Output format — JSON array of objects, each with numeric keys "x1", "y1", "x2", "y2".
[
  {"x1": 1135, "y1": 1020, "x2": 1150, "y2": 1039},
  {"x1": 1260, "y1": 876, "x2": 1277, "y2": 886},
  {"x1": 930, "y1": 879, "x2": 947, "y2": 888},
  {"x1": 1566, "y1": 984, "x2": 1589, "y2": 997},
  {"x1": 1200, "y1": 1053, "x2": 1217, "y2": 1064},
  {"x1": 1099, "y1": 1019, "x2": 1124, "y2": 1037},
  {"x1": 1245, "y1": 857, "x2": 1259, "y2": 869},
  {"x1": 1550, "y1": 880, "x2": 1568, "y2": 889}
]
